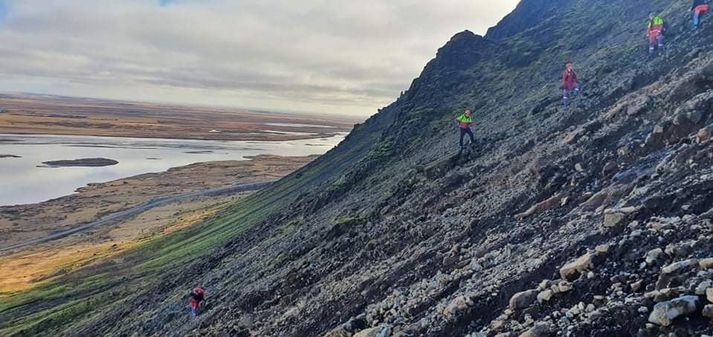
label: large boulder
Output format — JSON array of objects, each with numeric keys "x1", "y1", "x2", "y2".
[{"x1": 648, "y1": 296, "x2": 701, "y2": 326}]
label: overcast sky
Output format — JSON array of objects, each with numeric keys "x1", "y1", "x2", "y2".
[{"x1": 0, "y1": 0, "x2": 518, "y2": 117}]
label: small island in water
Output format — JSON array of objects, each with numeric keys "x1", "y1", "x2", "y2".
[{"x1": 42, "y1": 158, "x2": 119, "y2": 168}]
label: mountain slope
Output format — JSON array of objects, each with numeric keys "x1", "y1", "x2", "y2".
[{"x1": 5, "y1": 0, "x2": 713, "y2": 336}]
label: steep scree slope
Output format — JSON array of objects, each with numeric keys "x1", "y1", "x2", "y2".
[{"x1": 7, "y1": 0, "x2": 713, "y2": 336}]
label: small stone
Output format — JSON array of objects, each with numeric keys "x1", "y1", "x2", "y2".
[
  {"x1": 553, "y1": 280, "x2": 573, "y2": 293},
  {"x1": 537, "y1": 289, "x2": 554, "y2": 303},
  {"x1": 595, "y1": 244, "x2": 610, "y2": 254},
  {"x1": 638, "y1": 306, "x2": 649, "y2": 314},
  {"x1": 538, "y1": 280, "x2": 552, "y2": 290},
  {"x1": 519, "y1": 322, "x2": 554, "y2": 337},
  {"x1": 662, "y1": 259, "x2": 699, "y2": 274},
  {"x1": 703, "y1": 305, "x2": 713, "y2": 318},
  {"x1": 444, "y1": 296, "x2": 473, "y2": 318},
  {"x1": 575, "y1": 163, "x2": 584, "y2": 172},
  {"x1": 603, "y1": 210, "x2": 626, "y2": 227},
  {"x1": 560, "y1": 253, "x2": 596, "y2": 281},
  {"x1": 699, "y1": 258, "x2": 713, "y2": 269},
  {"x1": 354, "y1": 327, "x2": 384, "y2": 337},
  {"x1": 648, "y1": 296, "x2": 700, "y2": 326},
  {"x1": 645, "y1": 248, "x2": 665, "y2": 265},
  {"x1": 510, "y1": 290, "x2": 539, "y2": 310},
  {"x1": 707, "y1": 288, "x2": 713, "y2": 303},
  {"x1": 698, "y1": 125, "x2": 713, "y2": 142},
  {"x1": 696, "y1": 281, "x2": 712, "y2": 295},
  {"x1": 631, "y1": 280, "x2": 644, "y2": 292},
  {"x1": 325, "y1": 327, "x2": 352, "y2": 337}
]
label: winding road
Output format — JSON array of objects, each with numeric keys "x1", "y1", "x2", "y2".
[{"x1": 0, "y1": 181, "x2": 273, "y2": 255}]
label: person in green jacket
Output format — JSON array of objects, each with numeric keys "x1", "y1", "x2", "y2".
[{"x1": 455, "y1": 109, "x2": 475, "y2": 148}]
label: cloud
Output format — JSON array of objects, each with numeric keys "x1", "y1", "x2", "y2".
[{"x1": 0, "y1": 0, "x2": 518, "y2": 116}]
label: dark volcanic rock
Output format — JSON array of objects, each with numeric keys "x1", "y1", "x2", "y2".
[
  {"x1": 41, "y1": 158, "x2": 119, "y2": 167},
  {"x1": 10, "y1": 1, "x2": 713, "y2": 337}
]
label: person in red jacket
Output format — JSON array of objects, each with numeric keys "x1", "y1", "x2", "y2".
[
  {"x1": 692, "y1": 0, "x2": 710, "y2": 29},
  {"x1": 188, "y1": 287, "x2": 205, "y2": 317},
  {"x1": 647, "y1": 13, "x2": 666, "y2": 55},
  {"x1": 562, "y1": 61, "x2": 581, "y2": 106}
]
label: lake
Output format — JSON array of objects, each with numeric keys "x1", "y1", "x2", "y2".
[{"x1": 0, "y1": 133, "x2": 345, "y2": 206}]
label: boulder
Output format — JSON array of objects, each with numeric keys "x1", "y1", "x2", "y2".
[
  {"x1": 603, "y1": 210, "x2": 626, "y2": 227},
  {"x1": 325, "y1": 327, "x2": 352, "y2": 337},
  {"x1": 537, "y1": 289, "x2": 553, "y2": 303},
  {"x1": 560, "y1": 253, "x2": 596, "y2": 281},
  {"x1": 698, "y1": 125, "x2": 713, "y2": 142},
  {"x1": 354, "y1": 326, "x2": 391, "y2": 337},
  {"x1": 662, "y1": 259, "x2": 699, "y2": 274},
  {"x1": 645, "y1": 248, "x2": 665, "y2": 265},
  {"x1": 699, "y1": 258, "x2": 713, "y2": 269},
  {"x1": 708, "y1": 288, "x2": 713, "y2": 303},
  {"x1": 696, "y1": 281, "x2": 712, "y2": 295},
  {"x1": 515, "y1": 194, "x2": 563, "y2": 220},
  {"x1": 703, "y1": 305, "x2": 713, "y2": 318},
  {"x1": 595, "y1": 244, "x2": 610, "y2": 254},
  {"x1": 444, "y1": 295, "x2": 473, "y2": 318},
  {"x1": 648, "y1": 296, "x2": 700, "y2": 326},
  {"x1": 519, "y1": 322, "x2": 554, "y2": 337},
  {"x1": 553, "y1": 280, "x2": 573, "y2": 294},
  {"x1": 509, "y1": 289, "x2": 539, "y2": 310}
]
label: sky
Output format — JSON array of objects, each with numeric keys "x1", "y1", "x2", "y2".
[{"x1": 0, "y1": 0, "x2": 519, "y2": 117}]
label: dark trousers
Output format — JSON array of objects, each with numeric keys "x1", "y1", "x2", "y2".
[{"x1": 459, "y1": 128, "x2": 474, "y2": 147}]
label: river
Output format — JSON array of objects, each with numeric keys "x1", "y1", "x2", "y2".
[{"x1": 0, "y1": 133, "x2": 345, "y2": 206}]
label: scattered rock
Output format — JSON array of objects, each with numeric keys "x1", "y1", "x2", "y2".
[
  {"x1": 515, "y1": 194, "x2": 563, "y2": 220},
  {"x1": 354, "y1": 326, "x2": 391, "y2": 337},
  {"x1": 699, "y1": 258, "x2": 713, "y2": 269},
  {"x1": 661, "y1": 259, "x2": 699, "y2": 274},
  {"x1": 560, "y1": 253, "x2": 596, "y2": 281},
  {"x1": 537, "y1": 289, "x2": 553, "y2": 303},
  {"x1": 553, "y1": 280, "x2": 573, "y2": 294},
  {"x1": 595, "y1": 244, "x2": 610, "y2": 254},
  {"x1": 325, "y1": 327, "x2": 352, "y2": 337},
  {"x1": 698, "y1": 125, "x2": 713, "y2": 142},
  {"x1": 645, "y1": 248, "x2": 665, "y2": 265},
  {"x1": 695, "y1": 280, "x2": 712, "y2": 295},
  {"x1": 519, "y1": 322, "x2": 554, "y2": 337},
  {"x1": 509, "y1": 290, "x2": 539, "y2": 310},
  {"x1": 444, "y1": 295, "x2": 473, "y2": 318},
  {"x1": 648, "y1": 296, "x2": 700, "y2": 326},
  {"x1": 703, "y1": 305, "x2": 713, "y2": 319}
]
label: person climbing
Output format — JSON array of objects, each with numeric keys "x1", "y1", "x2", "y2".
[
  {"x1": 561, "y1": 61, "x2": 580, "y2": 106},
  {"x1": 188, "y1": 287, "x2": 205, "y2": 317},
  {"x1": 647, "y1": 13, "x2": 666, "y2": 55},
  {"x1": 455, "y1": 109, "x2": 475, "y2": 148},
  {"x1": 692, "y1": 0, "x2": 710, "y2": 29}
]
